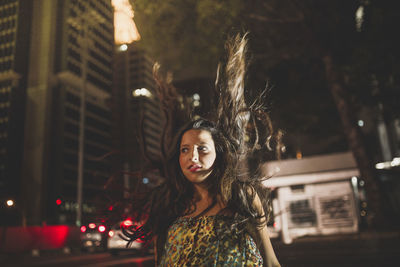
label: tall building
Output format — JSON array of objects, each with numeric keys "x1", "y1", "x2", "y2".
[
  {"x1": 113, "y1": 44, "x2": 164, "y2": 189},
  {"x1": 50, "y1": 0, "x2": 115, "y2": 226},
  {"x1": 0, "y1": 0, "x2": 33, "y2": 225},
  {"x1": 0, "y1": 0, "x2": 115, "y2": 226}
]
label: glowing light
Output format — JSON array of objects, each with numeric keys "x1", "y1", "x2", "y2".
[
  {"x1": 375, "y1": 157, "x2": 400, "y2": 170},
  {"x1": 56, "y1": 199, "x2": 62, "y2": 205},
  {"x1": 108, "y1": 230, "x2": 114, "y2": 237},
  {"x1": 6, "y1": 199, "x2": 14, "y2": 207},
  {"x1": 375, "y1": 162, "x2": 386, "y2": 169},
  {"x1": 133, "y1": 88, "x2": 152, "y2": 97},
  {"x1": 192, "y1": 93, "x2": 201, "y2": 107},
  {"x1": 296, "y1": 150, "x2": 302, "y2": 160},
  {"x1": 355, "y1": 6, "x2": 364, "y2": 32},
  {"x1": 80, "y1": 226, "x2": 87, "y2": 233},
  {"x1": 88, "y1": 223, "x2": 96, "y2": 229},
  {"x1": 112, "y1": 0, "x2": 141, "y2": 45},
  {"x1": 391, "y1": 157, "x2": 400, "y2": 167},
  {"x1": 142, "y1": 177, "x2": 149, "y2": 184},
  {"x1": 123, "y1": 219, "x2": 133, "y2": 227},
  {"x1": 119, "y1": 44, "x2": 128, "y2": 51},
  {"x1": 98, "y1": 225, "x2": 106, "y2": 232},
  {"x1": 358, "y1": 120, "x2": 364, "y2": 127}
]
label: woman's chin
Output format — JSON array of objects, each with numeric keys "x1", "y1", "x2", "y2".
[{"x1": 184, "y1": 172, "x2": 212, "y2": 185}]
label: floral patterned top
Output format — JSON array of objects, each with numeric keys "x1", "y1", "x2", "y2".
[{"x1": 159, "y1": 215, "x2": 263, "y2": 266}]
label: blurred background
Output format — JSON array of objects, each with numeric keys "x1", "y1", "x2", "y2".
[{"x1": 0, "y1": 0, "x2": 399, "y2": 266}]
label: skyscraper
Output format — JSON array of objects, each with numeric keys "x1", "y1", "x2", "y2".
[
  {"x1": 113, "y1": 44, "x2": 164, "y2": 190},
  {"x1": 0, "y1": 0, "x2": 33, "y2": 225},
  {"x1": 0, "y1": 0, "x2": 115, "y2": 226}
]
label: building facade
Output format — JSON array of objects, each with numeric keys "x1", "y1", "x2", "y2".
[
  {"x1": 0, "y1": 0, "x2": 115, "y2": 226},
  {"x1": 113, "y1": 44, "x2": 164, "y2": 192},
  {"x1": 51, "y1": 0, "x2": 115, "y2": 226},
  {"x1": 0, "y1": 0, "x2": 33, "y2": 225}
]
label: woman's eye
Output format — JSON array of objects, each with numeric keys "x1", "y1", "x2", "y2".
[
  {"x1": 181, "y1": 148, "x2": 188, "y2": 153},
  {"x1": 198, "y1": 146, "x2": 208, "y2": 152}
]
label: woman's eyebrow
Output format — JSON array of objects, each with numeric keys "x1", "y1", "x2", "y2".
[
  {"x1": 180, "y1": 142, "x2": 210, "y2": 147},
  {"x1": 199, "y1": 141, "x2": 209, "y2": 145}
]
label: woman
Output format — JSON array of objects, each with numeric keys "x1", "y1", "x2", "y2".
[{"x1": 124, "y1": 34, "x2": 281, "y2": 267}]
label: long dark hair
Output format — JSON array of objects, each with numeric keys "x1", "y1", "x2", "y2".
[{"x1": 122, "y1": 33, "x2": 282, "y2": 261}]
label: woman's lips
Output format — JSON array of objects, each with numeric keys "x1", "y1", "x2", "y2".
[{"x1": 188, "y1": 165, "x2": 201, "y2": 172}]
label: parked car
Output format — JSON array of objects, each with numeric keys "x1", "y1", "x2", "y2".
[
  {"x1": 107, "y1": 219, "x2": 152, "y2": 256},
  {"x1": 80, "y1": 222, "x2": 108, "y2": 252}
]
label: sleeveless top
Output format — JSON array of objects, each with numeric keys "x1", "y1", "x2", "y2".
[{"x1": 159, "y1": 215, "x2": 263, "y2": 266}]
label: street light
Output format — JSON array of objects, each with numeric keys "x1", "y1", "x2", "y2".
[
  {"x1": 133, "y1": 88, "x2": 152, "y2": 98},
  {"x1": 6, "y1": 199, "x2": 14, "y2": 207}
]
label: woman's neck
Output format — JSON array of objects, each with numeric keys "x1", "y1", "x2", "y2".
[{"x1": 193, "y1": 183, "x2": 211, "y2": 202}]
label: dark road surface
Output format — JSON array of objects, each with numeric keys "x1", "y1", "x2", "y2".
[
  {"x1": 276, "y1": 231, "x2": 400, "y2": 267},
  {"x1": 1, "y1": 251, "x2": 154, "y2": 267},
  {"x1": 1, "y1": 230, "x2": 399, "y2": 266}
]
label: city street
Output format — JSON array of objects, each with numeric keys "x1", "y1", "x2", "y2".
[
  {"x1": 1, "y1": 1, "x2": 399, "y2": 267},
  {"x1": 1, "y1": 230, "x2": 399, "y2": 266},
  {"x1": 1, "y1": 251, "x2": 154, "y2": 267}
]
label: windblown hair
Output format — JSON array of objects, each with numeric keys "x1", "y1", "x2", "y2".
[{"x1": 122, "y1": 33, "x2": 282, "y2": 261}]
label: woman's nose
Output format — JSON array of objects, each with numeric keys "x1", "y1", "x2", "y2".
[{"x1": 190, "y1": 149, "x2": 199, "y2": 162}]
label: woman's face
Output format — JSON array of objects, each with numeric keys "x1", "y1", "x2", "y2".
[{"x1": 179, "y1": 129, "x2": 217, "y2": 185}]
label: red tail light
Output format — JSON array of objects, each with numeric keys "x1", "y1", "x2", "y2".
[
  {"x1": 80, "y1": 226, "x2": 87, "y2": 233},
  {"x1": 98, "y1": 225, "x2": 106, "y2": 232}
]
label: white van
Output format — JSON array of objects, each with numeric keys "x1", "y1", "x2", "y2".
[{"x1": 262, "y1": 152, "x2": 361, "y2": 244}]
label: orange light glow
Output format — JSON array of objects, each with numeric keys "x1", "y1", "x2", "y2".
[
  {"x1": 112, "y1": 0, "x2": 140, "y2": 45},
  {"x1": 296, "y1": 150, "x2": 302, "y2": 159},
  {"x1": 88, "y1": 223, "x2": 96, "y2": 229}
]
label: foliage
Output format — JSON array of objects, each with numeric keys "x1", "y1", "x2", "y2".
[{"x1": 132, "y1": 0, "x2": 244, "y2": 79}]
